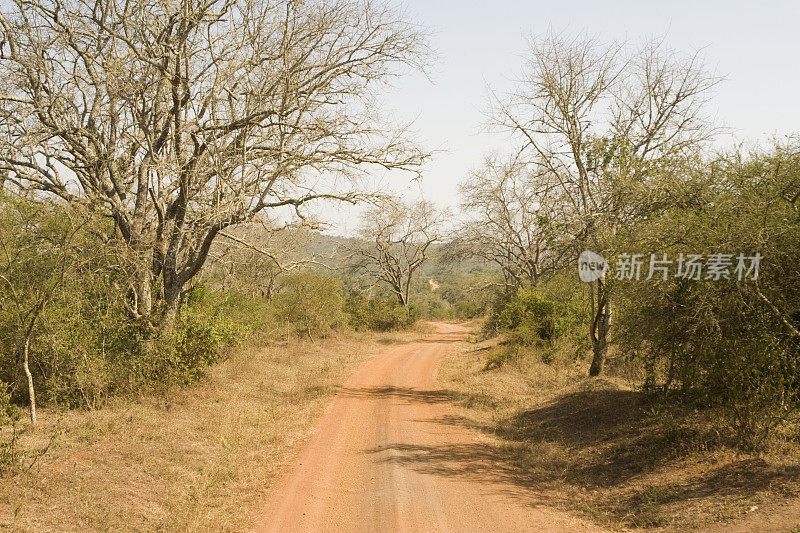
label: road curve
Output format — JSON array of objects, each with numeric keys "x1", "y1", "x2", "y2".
[{"x1": 254, "y1": 322, "x2": 601, "y2": 533}]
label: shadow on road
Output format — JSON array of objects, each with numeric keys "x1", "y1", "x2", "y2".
[{"x1": 337, "y1": 385, "x2": 451, "y2": 404}]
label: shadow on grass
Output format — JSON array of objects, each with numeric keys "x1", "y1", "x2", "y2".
[{"x1": 370, "y1": 386, "x2": 800, "y2": 527}]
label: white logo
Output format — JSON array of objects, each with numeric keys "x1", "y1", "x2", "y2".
[{"x1": 578, "y1": 251, "x2": 609, "y2": 283}]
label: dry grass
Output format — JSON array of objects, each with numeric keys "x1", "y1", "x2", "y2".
[
  {"x1": 440, "y1": 337, "x2": 800, "y2": 532},
  {"x1": 0, "y1": 328, "x2": 424, "y2": 531}
]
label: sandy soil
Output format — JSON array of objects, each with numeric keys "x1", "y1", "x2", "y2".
[{"x1": 254, "y1": 322, "x2": 602, "y2": 533}]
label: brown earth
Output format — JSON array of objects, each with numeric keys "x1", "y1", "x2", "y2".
[{"x1": 255, "y1": 322, "x2": 602, "y2": 533}]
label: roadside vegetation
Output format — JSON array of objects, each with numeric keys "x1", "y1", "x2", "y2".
[
  {"x1": 0, "y1": 0, "x2": 797, "y2": 530},
  {"x1": 440, "y1": 32, "x2": 800, "y2": 530},
  {"x1": 0, "y1": 325, "x2": 427, "y2": 530},
  {"x1": 443, "y1": 333, "x2": 800, "y2": 531}
]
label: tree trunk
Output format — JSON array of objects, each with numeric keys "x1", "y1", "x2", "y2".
[
  {"x1": 399, "y1": 292, "x2": 411, "y2": 318},
  {"x1": 589, "y1": 278, "x2": 611, "y2": 377},
  {"x1": 265, "y1": 277, "x2": 275, "y2": 301},
  {"x1": 400, "y1": 282, "x2": 412, "y2": 318},
  {"x1": 19, "y1": 338, "x2": 36, "y2": 423},
  {"x1": 160, "y1": 280, "x2": 183, "y2": 330},
  {"x1": 135, "y1": 269, "x2": 153, "y2": 319},
  {"x1": 663, "y1": 353, "x2": 676, "y2": 397}
]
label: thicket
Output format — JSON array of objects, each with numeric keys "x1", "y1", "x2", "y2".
[
  {"x1": 612, "y1": 144, "x2": 800, "y2": 449},
  {"x1": 484, "y1": 142, "x2": 800, "y2": 449},
  {"x1": 0, "y1": 192, "x2": 254, "y2": 470},
  {"x1": 0, "y1": 192, "x2": 420, "y2": 427}
]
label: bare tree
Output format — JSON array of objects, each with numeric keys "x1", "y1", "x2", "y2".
[
  {"x1": 0, "y1": 0, "x2": 428, "y2": 328},
  {"x1": 491, "y1": 32, "x2": 719, "y2": 375},
  {"x1": 349, "y1": 199, "x2": 446, "y2": 312},
  {"x1": 203, "y1": 222, "x2": 331, "y2": 299},
  {"x1": 457, "y1": 155, "x2": 563, "y2": 289}
]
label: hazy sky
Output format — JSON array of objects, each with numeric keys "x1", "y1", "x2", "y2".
[{"x1": 329, "y1": 0, "x2": 800, "y2": 234}]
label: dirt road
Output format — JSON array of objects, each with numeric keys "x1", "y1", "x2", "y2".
[{"x1": 255, "y1": 322, "x2": 601, "y2": 532}]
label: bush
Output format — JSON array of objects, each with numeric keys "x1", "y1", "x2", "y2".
[
  {"x1": 273, "y1": 273, "x2": 346, "y2": 340},
  {"x1": 410, "y1": 291, "x2": 453, "y2": 320},
  {"x1": 495, "y1": 285, "x2": 583, "y2": 347},
  {"x1": 429, "y1": 270, "x2": 493, "y2": 320},
  {"x1": 451, "y1": 298, "x2": 488, "y2": 320},
  {"x1": 483, "y1": 344, "x2": 520, "y2": 370},
  {"x1": 0, "y1": 194, "x2": 357, "y2": 410},
  {"x1": 345, "y1": 292, "x2": 412, "y2": 331},
  {"x1": 0, "y1": 381, "x2": 24, "y2": 473},
  {"x1": 1, "y1": 273, "x2": 252, "y2": 408},
  {"x1": 497, "y1": 289, "x2": 558, "y2": 343},
  {"x1": 145, "y1": 286, "x2": 248, "y2": 387},
  {"x1": 613, "y1": 142, "x2": 800, "y2": 448}
]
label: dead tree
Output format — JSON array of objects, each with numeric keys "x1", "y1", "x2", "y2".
[
  {"x1": 457, "y1": 155, "x2": 562, "y2": 289},
  {"x1": 206, "y1": 224, "x2": 330, "y2": 299},
  {"x1": 0, "y1": 0, "x2": 428, "y2": 328},
  {"x1": 490, "y1": 32, "x2": 719, "y2": 375}
]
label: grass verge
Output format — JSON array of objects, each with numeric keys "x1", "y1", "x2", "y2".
[
  {"x1": 440, "y1": 335, "x2": 800, "y2": 532},
  {"x1": 0, "y1": 327, "x2": 425, "y2": 531}
]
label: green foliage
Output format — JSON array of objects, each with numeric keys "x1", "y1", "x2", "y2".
[
  {"x1": 451, "y1": 298, "x2": 487, "y2": 320},
  {"x1": 0, "y1": 383, "x2": 20, "y2": 431},
  {"x1": 160, "y1": 318, "x2": 228, "y2": 386},
  {"x1": 0, "y1": 192, "x2": 117, "y2": 409},
  {"x1": 151, "y1": 287, "x2": 248, "y2": 386},
  {"x1": 493, "y1": 279, "x2": 585, "y2": 348},
  {"x1": 483, "y1": 289, "x2": 515, "y2": 337},
  {"x1": 0, "y1": 200, "x2": 360, "y2": 408},
  {"x1": 410, "y1": 290, "x2": 452, "y2": 320},
  {"x1": 483, "y1": 344, "x2": 520, "y2": 370},
  {"x1": 497, "y1": 288, "x2": 559, "y2": 344},
  {"x1": 0, "y1": 381, "x2": 24, "y2": 473},
  {"x1": 345, "y1": 291, "x2": 412, "y2": 332},
  {"x1": 273, "y1": 273, "x2": 346, "y2": 339},
  {"x1": 614, "y1": 141, "x2": 800, "y2": 448},
  {"x1": 431, "y1": 270, "x2": 493, "y2": 320},
  {"x1": 0, "y1": 192, "x2": 254, "y2": 408},
  {"x1": 13, "y1": 282, "x2": 247, "y2": 405}
]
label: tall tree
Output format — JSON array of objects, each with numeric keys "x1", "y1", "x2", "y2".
[
  {"x1": 0, "y1": 0, "x2": 428, "y2": 327},
  {"x1": 491, "y1": 32, "x2": 719, "y2": 375}
]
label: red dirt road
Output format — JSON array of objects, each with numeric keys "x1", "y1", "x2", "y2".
[{"x1": 255, "y1": 322, "x2": 602, "y2": 533}]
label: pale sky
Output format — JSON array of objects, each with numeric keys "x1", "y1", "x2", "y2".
[{"x1": 327, "y1": 0, "x2": 800, "y2": 234}]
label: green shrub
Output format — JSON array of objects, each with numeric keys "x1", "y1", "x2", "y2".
[
  {"x1": 152, "y1": 286, "x2": 248, "y2": 386},
  {"x1": 483, "y1": 345, "x2": 520, "y2": 370},
  {"x1": 451, "y1": 298, "x2": 488, "y2": 320},
  {"x1": 613, "y1": 142, "x2": 800, "y2": 449},
  {"x1": 0, "y1": 381, "x2": 23, "y2": 473},
  {"x1": 410, "y1": 291, "x2": 453, "y2": 320},
  {"x1": 432, "y1": 270, "x2": 493, "y2": 319},
  {"x1": 497, "y1": 288, "x2": 558, "y2": 343},
  {"x1": 273, "y1": 273, "x2": 346, "y2": 340},
  {"x1": 483, "y1": 289, "x2": 516, "y2": 336},
  {"x1": 496, "y1": 287, "x2": 581, "y2": 346},
  {"x1": 345, "y1": 292, "x2": 412, "y2": 331},
  {"x1": 163, "y1": 315, "x2": 228, "y2": 385}
]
